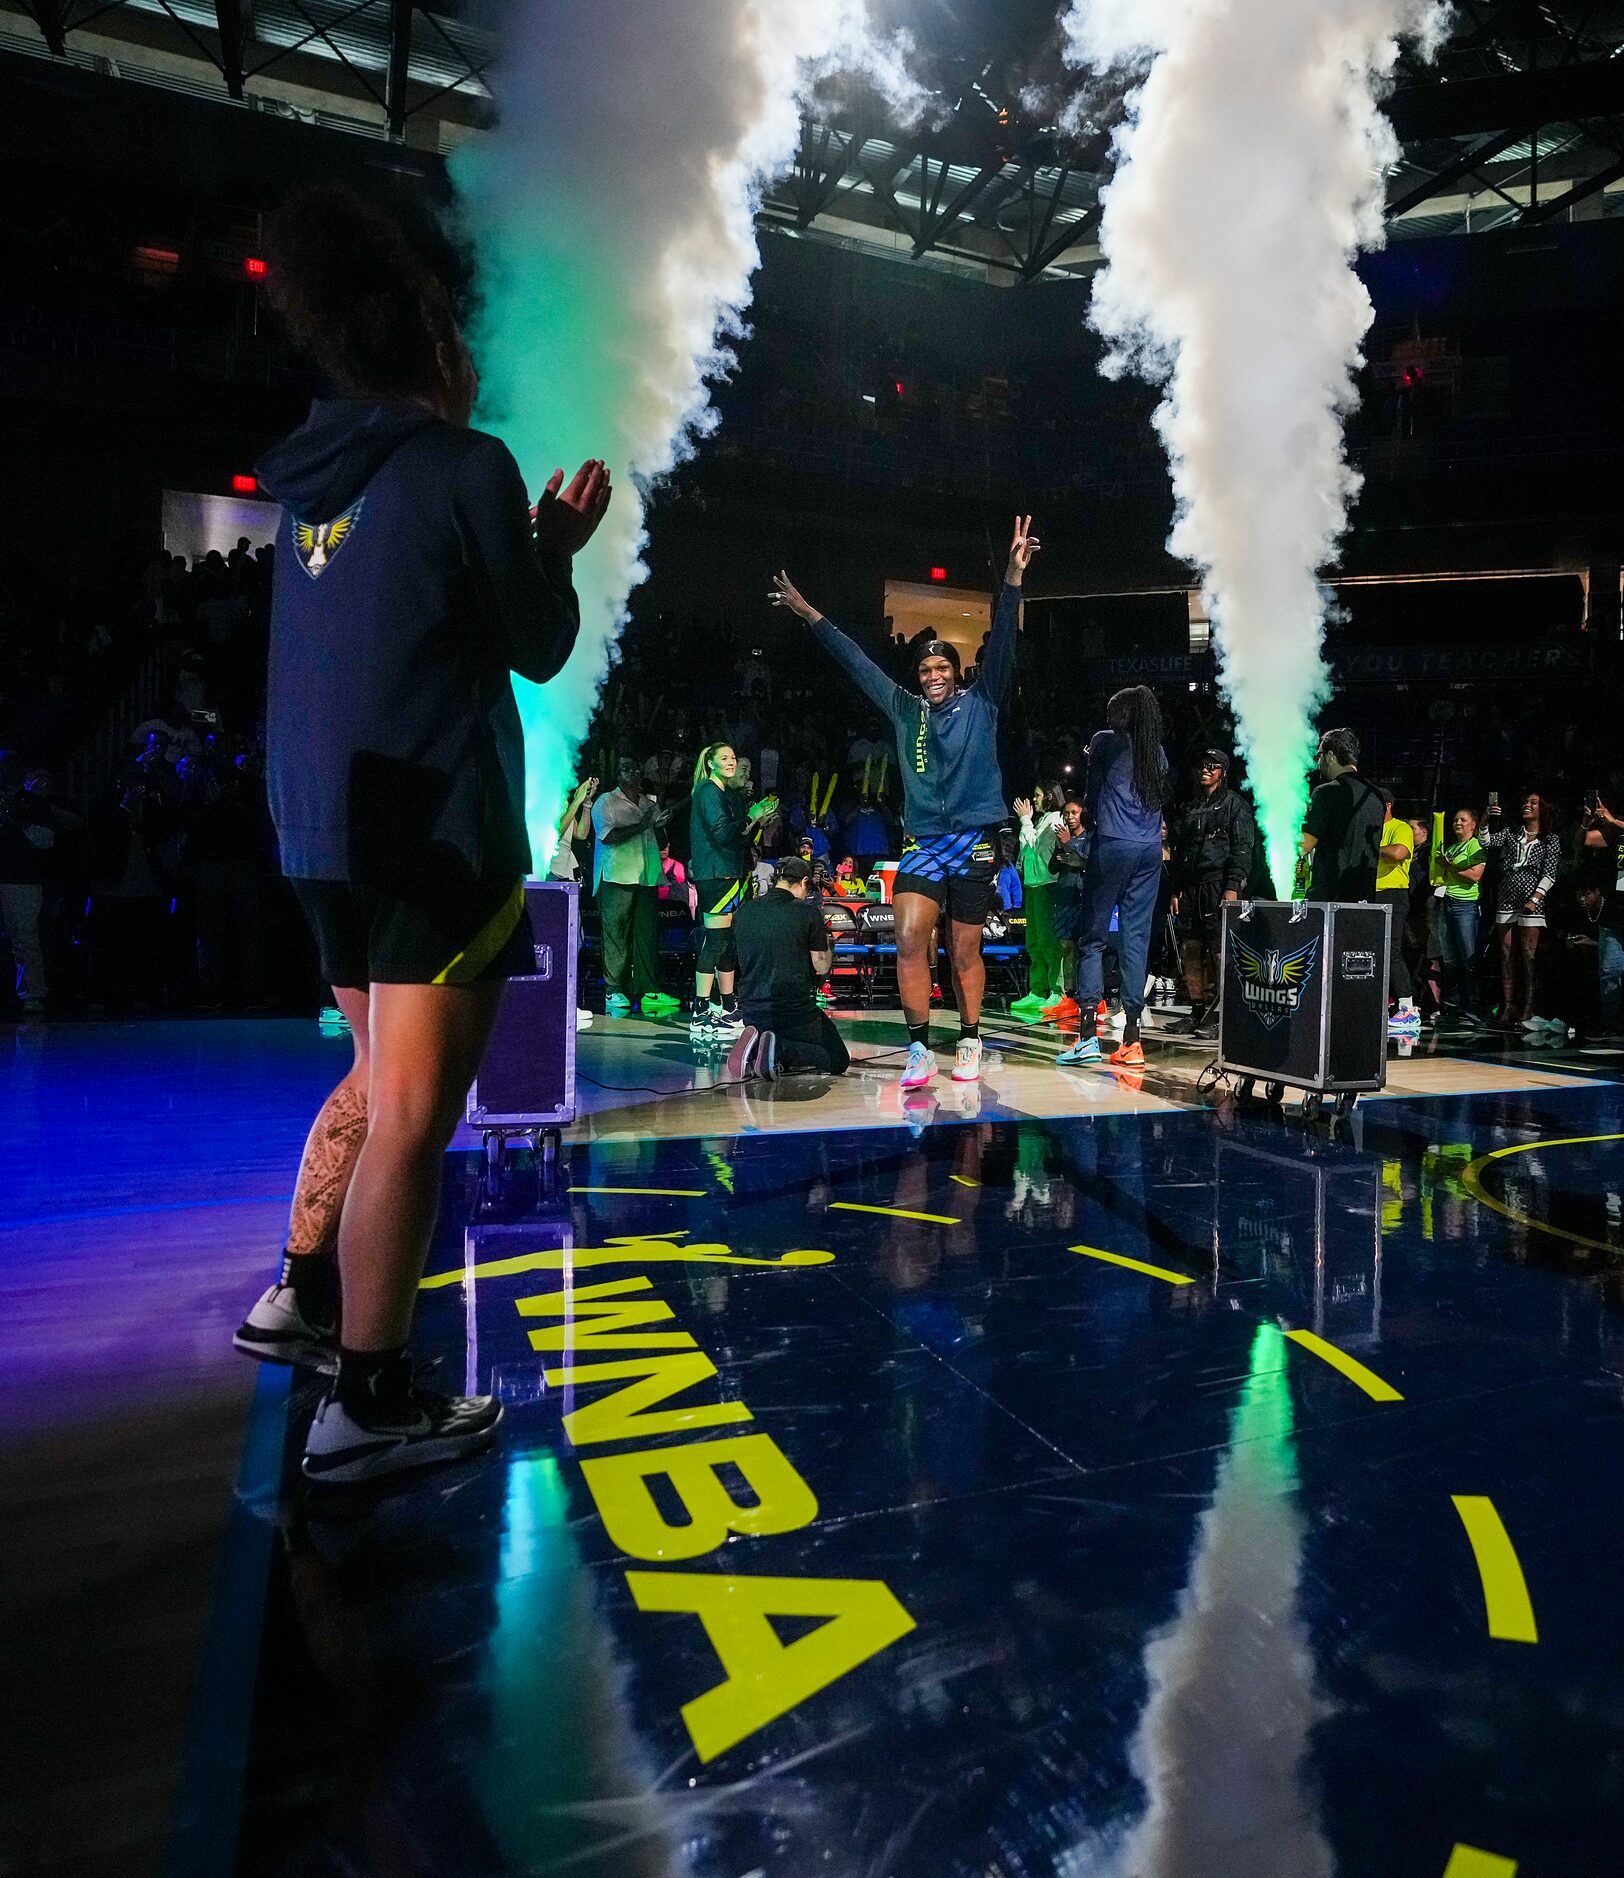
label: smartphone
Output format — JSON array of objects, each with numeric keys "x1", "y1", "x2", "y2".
[
  {"x1": 1584, "y1": 790, "x2": 1601, "y2": 814},
  {"x1": 1487, "y1": 790, "x2": 1499, "y2": 810}
]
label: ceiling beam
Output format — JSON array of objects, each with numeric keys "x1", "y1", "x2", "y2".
[
  {"x1": 1386, "y1": 124, "x2": 1530, "y2": 217},
  {"x1": 1519, "y1": 147, "x2": 1624, "y2": 221},
  {"x1": 385, "y1": 0, "x2": 412, "y2": 139},
  {"x1": 213, "y1": 0, "x2": 249, "y2": 99},
  {"x1": 1387, "y1": 49, "x2": 1624, "y2": 142}
]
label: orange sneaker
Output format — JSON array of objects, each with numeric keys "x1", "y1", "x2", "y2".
[
  {"x1": 1108, "y1": 1040, "x2": 1145, "y2": 1068},
  {"x1": 1096, "y1": 1000, "x2": 1110, "y2": 1020},
  {"x1": 1041, "y1": 996, "x2": 1080, "y2": 1022}
]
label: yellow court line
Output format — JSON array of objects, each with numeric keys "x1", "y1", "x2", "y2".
[
  {"x1": 1285, "y1": 1329, "x2": 1404, "y2": 1401},
  {"x1": 1460, "y1": 1133, "x2": 1624, "y2": 1256},
  {"x1": 567, "y1": 1186, "x2": 709, "y2": 1197},
  {"x1": 1452, "y1": 1496, "x2": 1539, "y2": 1643},
  {"x1": 1069, "y1": 1244, "x2": 1193, "y2": 1286},
  {"x1": 950, "y1": 1175, "x2": 980, "y2": 1188},
  {"x1": 830, "y1": 1202, "x2": 961, "y2": 1226},
  {"x1": 1442, "y1": 1844, "x2": 1518, "y2": 1877}
]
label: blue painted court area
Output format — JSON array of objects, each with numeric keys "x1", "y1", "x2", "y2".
[{"x1": 3, "y1": 1019, "x2": 1624, "y2": 1877}]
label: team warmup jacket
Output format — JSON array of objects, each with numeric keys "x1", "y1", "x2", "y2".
[
  {"x1": 808, "y1": 582, "x2": 1020, "y2": 838},
  {"x1": 257, "y1": 398, "x2": 579, "y2": 887}
]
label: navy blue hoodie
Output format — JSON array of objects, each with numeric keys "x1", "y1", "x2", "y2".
[
  {"x1": 256, "y1": 399, "x2": 579, "y2": 891},
  {"x1": 808, "y1": 582, "x2": 1020, "y2": 839}
]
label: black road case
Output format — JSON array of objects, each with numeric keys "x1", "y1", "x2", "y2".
[
  {"x1": 1218, "y1": 900, "x2": 1390, "y2": 1118},
  {"x1": 467, "y1": 878, "x2": 579, "y2": 1183}
]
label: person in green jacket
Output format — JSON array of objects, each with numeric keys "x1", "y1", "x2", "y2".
[
  {"x1": 1429, "y1": 806, "x2": 1487, "y2": 1021},
  {"x1": 1012, "y1": 781, "x2": 1065, "y2": 1017},
  {"x1": 686, "y1": 740, "x2": 778, "y2": 1041}
]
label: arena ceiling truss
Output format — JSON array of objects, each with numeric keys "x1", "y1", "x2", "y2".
[{"x1": 5, "y1": 0, "x2": 1624, "y2": 268}]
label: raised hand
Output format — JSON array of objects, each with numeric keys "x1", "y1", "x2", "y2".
[
  {"x1": 1013, "y1": 796, "x2": 1033, "y2": 820},
  {"x1": 1006, "y1": 514, "x2": 1042, "y2": 584},
  {"x1": 534, "y1": 459, "x2": 613, "y2": 557},
  {"x1": 769, "y1": 570, "x2": 820, "y2": 622}
]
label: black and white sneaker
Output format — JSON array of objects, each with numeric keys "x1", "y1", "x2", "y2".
[
  {"x1": 302, "y1": 1382, "x2": 503, "y2": 1485},
  {"x1": 234, "y1": 1283, "x2": 339, "y2": 1373},
  {"x1": 709, "y1": 1005, "x2": 745, "y2": 1040}
]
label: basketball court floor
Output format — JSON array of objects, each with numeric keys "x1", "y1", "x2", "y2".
[{"x1": 4, "y1": 1009, "x2": 1623, "y2": 1877}]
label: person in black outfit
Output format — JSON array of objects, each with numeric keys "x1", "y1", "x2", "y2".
[
  {"x1": 231, "y1": 185, "x2": 611, "y2": 1487},
  {"x1": 725, "y1": 857, "x2": 849, "y2": 1081},
  {"x1": 1169, "y1": 748, "x2": 1255, "y2": 1036},
  {"x1": 1300, "y1": 727, "x2": 1386, "y2": 901}
]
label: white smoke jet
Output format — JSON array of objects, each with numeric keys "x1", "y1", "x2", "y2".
[
  {"x1": 1061, "y1": 0, "x2": 1449, "y2": 892},
  {"x1": 453, "y1": 1, "x2": 920, "y2": 864}
]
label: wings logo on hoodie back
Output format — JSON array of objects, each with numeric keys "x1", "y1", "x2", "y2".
[{"x1": 293, "y1": 498, "x2": 366, "y2": 578}]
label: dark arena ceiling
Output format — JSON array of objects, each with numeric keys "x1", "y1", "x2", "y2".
[{"x1": 5, "y1": 0, "x2": 1624, "y2": 278}]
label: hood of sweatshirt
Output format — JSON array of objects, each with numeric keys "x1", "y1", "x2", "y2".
[{"x1": 255, "y1": 398, "x2": 439, "y2": 519}]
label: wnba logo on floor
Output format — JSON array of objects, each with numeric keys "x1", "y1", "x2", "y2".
[{"x1": 1229, "y1": 931, "x2": 1321, "y2": 1032}]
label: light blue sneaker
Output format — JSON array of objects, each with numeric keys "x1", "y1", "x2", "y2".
[
  {"x1": 605, "y1": 992, "x2": 632, "y2": 1018},
  {"x1": 1057, "y1": 1035, "x2": 1102, "y2": 1065},
  {"x1": 899, "y1": 1040, "x2": 937, "y2": 1088}
]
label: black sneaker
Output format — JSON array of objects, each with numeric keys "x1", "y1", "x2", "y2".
[
  {"x1": 302, "y1": 1381, "x2": 503, "y2": 1485},
  {"x1": 234, "y1": 1283, "x2": 339, "y2": 1374}
]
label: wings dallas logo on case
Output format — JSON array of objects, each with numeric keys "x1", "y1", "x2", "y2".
[{"x1": 1229, "y1": 931, "x2": 1321, "y2": 1032}]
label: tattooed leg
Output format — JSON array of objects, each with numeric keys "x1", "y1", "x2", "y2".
[
  {"x1": 287, "y1": 983, "x2": 370, "y2": 1257},
  {"x1": 287, "y1": 1072, "x2": 369, "y2": 1255}
]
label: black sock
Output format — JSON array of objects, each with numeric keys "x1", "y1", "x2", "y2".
[
  {"x1": 959, "y1": 1021, "x2": 980, "y2": 1041},
  {"x1": 280, "y1": 1245, "x2": 338, "y2": 1326},
  {"x1": 907, "y1": 1020, "x2": 931, "y2": 1048},
  {"x1": 336, "y1": 1344, "x2": 413, "y2": 1422},
  {"x1": 721, "y1": 993, "x2": 738, "y2": 1014},
  {"x1": 1123, "y1": 1011, "x2": 1141, "y2": 1045}
]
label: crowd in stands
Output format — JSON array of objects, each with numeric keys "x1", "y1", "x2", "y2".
[
  {"x1": 1, "y1": 551, "x2": 1620, "y2": 1039},
  {"x1": 0, "y1": 538, "x2": 290, "y2": 1016}
]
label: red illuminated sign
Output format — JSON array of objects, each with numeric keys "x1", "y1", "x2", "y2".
[{"x1": 231, "y1": 474, "x2": 257, "y2": 494}]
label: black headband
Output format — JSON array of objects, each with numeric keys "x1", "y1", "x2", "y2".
[{"x1": 916, "y1": 638, "x2": 960, "y2": 672}]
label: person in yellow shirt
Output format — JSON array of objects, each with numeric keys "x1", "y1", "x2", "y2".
[{"x1": 1375, "y1": 802, "x2": 1420, "y2": 1035}]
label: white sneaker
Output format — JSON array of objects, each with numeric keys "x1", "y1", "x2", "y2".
[
  {"x1": 234, "y1": 1282, "x2": 338, "y2": 1373},
  {"x1": 576, "y1": 1007, "x2": 593, "y2": 1030},
  {"x1": 302, "y1": 1382, "x2": 503, "y2": 1485},
  {"x1": 709, "y1": 1006, "x2": 745, "y2": 1040},
  {"x1": 952, "y1": 1036, "x2": 982, "y2": 1083},
  {"x1": 900, "y1": 1040, "x2": 936, "y2": 1088}
]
